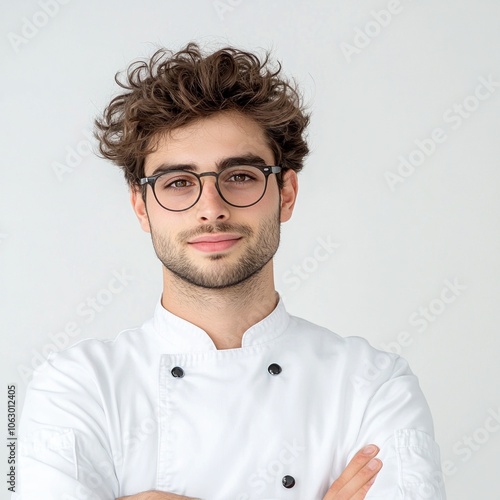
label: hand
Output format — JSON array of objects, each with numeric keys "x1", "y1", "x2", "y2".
[
  {"x1": 117, "y1": 491, "x2": 199, "y2": 500},
  {"x1": 322, "y1": 444, "x2": 383, "y2": 500},
  {"x1": 118, "y1": 446, "x2": 382, "y2": 500}
]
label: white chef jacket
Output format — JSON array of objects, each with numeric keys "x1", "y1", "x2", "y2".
[{"x1": 15, "y1": 298, "x2": 446, "y2": 500}]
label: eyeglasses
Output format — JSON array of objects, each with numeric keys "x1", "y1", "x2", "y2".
[{"x1": 139, "y1": 165, "x2": 282, "y2": 212}]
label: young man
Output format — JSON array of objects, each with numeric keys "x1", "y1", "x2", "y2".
[{"x1": 15, "y1": 44, "x2": 446, "y2": 499}]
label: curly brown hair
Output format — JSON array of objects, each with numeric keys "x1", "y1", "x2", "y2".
[{"x1": 94, "y1": 43, "x2": 310, "y2": 187}]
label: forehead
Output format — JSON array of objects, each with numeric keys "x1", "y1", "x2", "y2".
[{"x1": 144, "y1": 112, "x2": 274, "y2": 174}]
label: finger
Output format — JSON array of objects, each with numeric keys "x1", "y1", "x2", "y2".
[
  {"x1": 325, "y1": 444, "x2": 380, "y2": 496},
  {"x1": 348, "y1": 471, "x2": 380, "y2": 500},
  {"x1": 337, "y1": 458, "x2": 382, "y2": 499},
  {"x1": 117, "y1": 492, "x2": 199, "y2": 499},
  {"x1": 324, "y1": 458, "x2": 382, "y2": 500}
]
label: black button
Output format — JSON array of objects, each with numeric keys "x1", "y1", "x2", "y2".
[
  {"x1": 282, "y1": 475, "x2": 295, "y2": 488},
  {"x1": 268, "y1": 363, "x2": 282, "y2": 375},
  {"x1": 171, "y1": 366, "x2": 185, "y2": 378}
]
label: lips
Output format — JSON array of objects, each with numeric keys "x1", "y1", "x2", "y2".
[{"x1": 187, "y1": 233, "x2": 242, "y2": 252}]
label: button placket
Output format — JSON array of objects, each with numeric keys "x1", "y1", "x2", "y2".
[{"x1": 267, "y1": 363, "x2": 296, "y2": 491}]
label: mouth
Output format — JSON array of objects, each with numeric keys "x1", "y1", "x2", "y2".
[{"x1": 187, "y1": 233, "x2": 242, "y2": 253}]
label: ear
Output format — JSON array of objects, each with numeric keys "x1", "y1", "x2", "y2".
[
  {"x1": 280, "y1": 169, "x2": 298, "y2": 223},
  {"x1": 130, "y1": 186, "x2": 151, "y2": 233}
]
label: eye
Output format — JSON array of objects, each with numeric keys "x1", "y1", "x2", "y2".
[
  {"x1": 222, "y1": 166, "x2": 260, "y2": 184},
  {"x1": 157, "y1": 173, "x2": 196, "y2": 190},
  {"x1": 168, "y1": 179, "x2": 192, "y2": 188},
  {"x1": 228, "y1": 173, "x2": 253, "y2": 183}
]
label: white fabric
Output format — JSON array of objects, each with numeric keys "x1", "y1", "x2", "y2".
[{"x1": 14, "y1": 298, "x2": 446, "y2": 499}]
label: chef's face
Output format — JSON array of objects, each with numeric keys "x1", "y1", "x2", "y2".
[{"x1": 131, "y1": 111, "x2": 297, "y2": 289}]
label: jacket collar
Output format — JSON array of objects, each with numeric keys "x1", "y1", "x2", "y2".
[{"x1": 151, "y1": 295, "x2": 290, "y2": 352}]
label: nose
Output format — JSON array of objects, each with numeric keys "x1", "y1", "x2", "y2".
[{"x1": 195, "y1": 175, "x2": 231, "y2": 223}]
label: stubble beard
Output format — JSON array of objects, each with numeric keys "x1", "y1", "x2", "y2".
[{"x1": 150, "y1": 211, "x2": 281, "y2": 290}]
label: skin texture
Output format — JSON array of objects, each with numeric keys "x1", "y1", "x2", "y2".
[
  {"x1": 131, "y1": 111, "x2": 297, "y2": 349},
  {"x1": 125, "y1": 111, "x2": 383, "y2": 498}
]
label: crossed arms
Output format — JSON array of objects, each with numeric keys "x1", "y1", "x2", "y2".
[{"x1": 118, "y1": 445, "x2": 383, "y2": 500}]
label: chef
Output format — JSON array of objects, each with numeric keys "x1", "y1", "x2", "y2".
[{"x1": 15, "y1": 43, "x2": 446, "y2": 500}]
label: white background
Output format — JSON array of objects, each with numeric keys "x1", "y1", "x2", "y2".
[{"x1": 1, "y1": 0, "x2": 499, "y2": 498}]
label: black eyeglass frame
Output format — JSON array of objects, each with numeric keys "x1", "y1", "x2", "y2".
[{"x1": 139, "y1": 165, "x2": 282, "y2": 212}]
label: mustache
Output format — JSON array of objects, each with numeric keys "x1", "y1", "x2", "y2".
[{"x1": 179, "y1": 223, "x2": 253, "y2": 241}]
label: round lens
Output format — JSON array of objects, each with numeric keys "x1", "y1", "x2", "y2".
[
  {"x1": 154, "y1": 171, "x2": 200, "y2": 211},
  {"x1": 218, "y1": 166, "x2": 266, "y2": 207}
]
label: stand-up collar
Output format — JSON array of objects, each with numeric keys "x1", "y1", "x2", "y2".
[{"x1": 151, "y1": 296, "x2": 290, "y2": 352}]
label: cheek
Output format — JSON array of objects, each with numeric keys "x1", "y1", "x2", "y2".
[
  {"x1": 259, "y1": 181, "x2": 280, "y2": 208},
  {"x1": 147, "y1": 208, "x2": 185, "y2": 239}
]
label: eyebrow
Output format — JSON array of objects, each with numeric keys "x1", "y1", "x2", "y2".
[{"x1": 150, "y1": 154, "x2": 269, "y2": 176}]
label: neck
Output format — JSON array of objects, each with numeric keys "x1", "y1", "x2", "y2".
[{"x1": 161, "y1": 262, "x2": 278, "y2": 349}]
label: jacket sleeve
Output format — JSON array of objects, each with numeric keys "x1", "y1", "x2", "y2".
[
  {"x1": 13, "y1": 351, "x2": 119, "y2": 500},
  {"x1": 349, "y1": 354, "x2": 446, "y2": 499}
]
